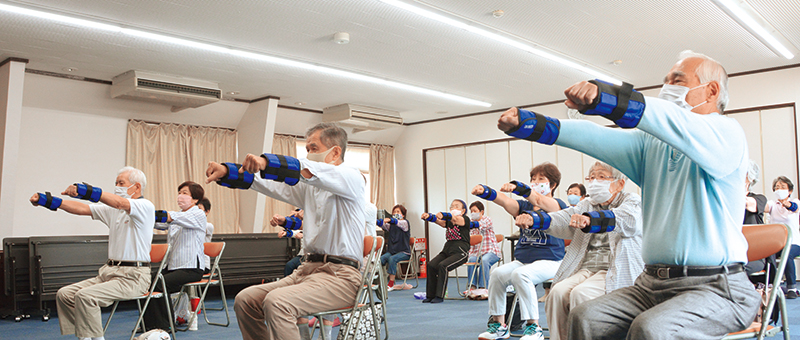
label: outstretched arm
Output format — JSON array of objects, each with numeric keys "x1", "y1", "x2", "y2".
[{"x1": 29, "y1": 192, "x2": 92, "y2": 216}]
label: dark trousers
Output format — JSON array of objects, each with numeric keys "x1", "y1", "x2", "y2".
[
  {"x1": 284, "y1": 255, "x2": 303, "y2": 277},
  {"x1": 778, "y1": 244, "x2": 800, "y2": 288},
  {"x1": 426, "y1": 242, "x2": 468, "y2": 299},
  {"x1": 142, "y1": 268, "x2": 203, "y2": 330}
]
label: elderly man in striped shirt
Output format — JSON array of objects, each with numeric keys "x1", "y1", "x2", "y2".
[{"x1": 515, "y1": 161, "x2": 644, "y2": 340}]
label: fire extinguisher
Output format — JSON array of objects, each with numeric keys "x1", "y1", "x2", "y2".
[{"x1": 419, "y1": 254, "x2": 427, "y2": 278}]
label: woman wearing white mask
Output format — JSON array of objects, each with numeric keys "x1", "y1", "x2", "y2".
[
  {"x1": 515, "y1": 161, "x2": 644, "y2": 340},
  {"x1": 420, "y1": 199, "x2": 471, "y2": 303},
  {"x1": 465, "y1": 201, "x2": 501, "y2": 298},
  {"x1": 765, "y1": 176, "x2": 800, "y2": 299},
  {"x1": 144, "y1": 181, "x2": 207, "y2": 331},
  {"x1": 379, "y1": 204, "x2": 411, "y2": 291}
]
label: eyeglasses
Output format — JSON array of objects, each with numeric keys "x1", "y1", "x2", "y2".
[{"x1": 584, "y1": 175, "x2": 613, "y2": 182}]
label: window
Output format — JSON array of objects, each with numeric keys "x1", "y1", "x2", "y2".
[{"x1": 297, "y1": 141, "x2": 371, "y2": 200}]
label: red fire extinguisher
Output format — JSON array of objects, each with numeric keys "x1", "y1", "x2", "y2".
[{"x1": 419, "y1": 254, "x2": 427, "y2": 278}]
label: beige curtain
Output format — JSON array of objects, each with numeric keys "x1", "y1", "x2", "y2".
[
  {"x1": 370, "y1": 144, "x2": 395, "y2": 211},
  {"x1": 126, "y1": 120, "x2": 240, "y2": 234},
  {"x1": 262, "y1": 134, "x2": 298, "y2": 232}
]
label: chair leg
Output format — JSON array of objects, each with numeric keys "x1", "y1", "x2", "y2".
[
  {"x1": 129, "y1": 298, "x2": 148, "y2": 340},
  {"x1": 103, "y1": 301, "x2": 120, "y2": 333}
]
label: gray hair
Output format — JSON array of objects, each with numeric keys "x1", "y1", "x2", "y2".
[
  {"x1": 747, "y1": 159, "x2": 760, "y2": 187},
  {"x1": 588, "y1": 161, "x2": 627, "y2": 189},
  {"x1": 678, "y1": 50, "x2": 729, "y2": 113},
  {"x1": 305, "y1": 122, "x2": 348, "y2": 161},
  {"x1": 118, "y1": 166, "x2": 147, "y2": 190}
]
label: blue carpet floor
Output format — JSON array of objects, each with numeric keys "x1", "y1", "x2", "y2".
[{"x1": 2, "y1": 278, "x2": 799, "y2": 339}]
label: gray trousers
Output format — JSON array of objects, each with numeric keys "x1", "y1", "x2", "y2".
[{"x1": 568, "y1": 269, "x2": 760, "y2": 340}]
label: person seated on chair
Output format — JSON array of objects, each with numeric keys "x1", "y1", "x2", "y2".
[
  {"x1": 144, "y1": 181, "x2": 207, "y2": 331},
  {"x1": 207, "y1": 122, "x2": 364, "y2": 340},
  {"x1": 515, "y1": 161, "x2": 644, "y2": 340},
  {"x1": 30, "y1": 166, "x2": 154, "y2": 340},
  {"x1": 197, "y1": 198, "x2": 214, "y2": 274},
  {"x1": 472, "y1": 162, "x2": 567, "y2": 340},
  {"x1": 465, "y1": 201, "x2": 501, "y2": 298},
  {"x1": 566, "y1": 183, "x2": 587, "y2": 207},
  {"x1": 379, "y1": 204, "x2": 411, "y2": 291},
  {"x1": 743, "y1": 160, "x2": 768, "y2": 278},
  {"x1": 420, "y1": 199, "x2": 471, "y2": 304},
  {"x1": 765, "y1": 176, "x2": 800, "y2": 299}
]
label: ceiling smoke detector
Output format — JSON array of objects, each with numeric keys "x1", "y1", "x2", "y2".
[
  {"x1": 333, "y1": 32, "x2": 350, "y2": 44},
  {"x1": 492, "y1": 10, "x2": 504, "y2": 18}
]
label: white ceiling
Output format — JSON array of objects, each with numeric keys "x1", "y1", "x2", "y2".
[{"x1": 1, "y1": 0, "x2": 799, "y2": 124}]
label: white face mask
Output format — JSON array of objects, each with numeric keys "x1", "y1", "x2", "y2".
[
  {"x1": 532, "y1": 182, "x2": 551, "y2": 196},
  {"x1": 306, "y1": 147, "x2": 335, "y2": 164},
  {"x1": 469, "y1": 212, "x2": 481, "y2": 221},
  {"x1": 450, "y1": 209, "x2": 462, "y2": 217},
  {"x1": 775, "y1": 189, "x2": 790, "y2": 200},
  {"x1": 115, "y1": 184, "x2": 134, "y2": 199},
  {"x1": 658, "y1": 83, "x2": 708, "y2": 111},
  {"x1": 586, "y1": 180, "x2": 614, "y2": 205}
]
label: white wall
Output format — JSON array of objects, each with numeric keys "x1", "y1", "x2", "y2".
[{"x1": 395, "y1": 66, "x2": 800, "y2": 256}]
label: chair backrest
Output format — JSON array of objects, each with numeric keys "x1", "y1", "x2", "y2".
[
  {"x1": 204, "y1": 242, "x2": 225, "y2": 258},
  {"x1": 564, "y1": 239, "x2": 572, "y2": 247},
  {"x1": 150, "y1": 243, "x2": 170, "y2": 263},
  {"x1": 409, "y1": 237, "x2": 416, "y2": 246},
  {"x1": 470, "y1": 234, "x2": 483, "y2": 246},
  {"x1": 743, "y1": 224, "x2": 788, "y2": 261}
]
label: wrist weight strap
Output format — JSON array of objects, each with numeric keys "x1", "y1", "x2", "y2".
[
  {"x1": 522, "y1": 210, "x2": 552, "y2": 230},
  {"x1": 582, "y1": 80, "x2": 645, "y2": 128},
  {"x1": 581, "y1": 210, "x2": 616, "y2": 233},
  {"x1": 389, "y1": 217, "x2": 398, "y2": 225},
  {"x1": 38, "y1": 192, "x2": 62, "y2": 211},
  {"x1": 510, "y1": 180, "x2": 531, "y2": 198},
  {"x1": 283, "y1": 229, "x2": 294, "y2": 238},
  {"x1": 788, "y1": 202, "x2": 798, "y2": 212},
  {"x1": 284, "y1": 216, "x2": 302, "y2": 230},
  {"x1": 440, "y1": 212, "x2": 453, "y2": 220},
  {"x1": 424, "y1": 214, "x2": 437, "y2": 222},
  {"x1": 469, "y1": 221, "x2": 480, "y2": 229},
  {"x1": 217, "y1": 163, "x2": 254, "y2": 189},
  {"x1": 75, "y1": 182, "x2": 102, "y2": 202},
  {"x1": 476, "y1": 185, "x2": 498, "y2": 201},
  {"x1": 260, "y1": 153, "x2": 301, "y2": 186},
  {"x1": 505, "y1": 108, "x2": 560, "y2": 145},
  {"x1": 155, "y1": 210, "x2": 169, "y2": 223}
]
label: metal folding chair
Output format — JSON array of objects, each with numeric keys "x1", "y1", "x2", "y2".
[
  {"x1": 446, "y1": 234, "x2": 483, "y2": 299},
  {"x1": 310, "y1": 235, "x2": 388, "y2": 340},
  {"x1": 724, "y1": 223, "x2": 792, "y2": 340},
  {"x1": 177, "y1": 242, "x2": 229, "y2": 330},
  {"x1": 103, "y1": 243, "x2": 175, "y2": 340},
  {"x1": 397, "y1": 237, "x2": 419, "y2": 288}
]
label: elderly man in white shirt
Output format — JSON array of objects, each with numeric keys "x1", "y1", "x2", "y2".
[
  {"x1": 206, "y1": 122, "x2": 365, "y2": 340},
  {"x1": 29, "y1": 166, "x2": 154, "y2": 340}
]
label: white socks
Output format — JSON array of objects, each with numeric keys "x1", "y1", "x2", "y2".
[
  {"x1": 298, "y1": 324, "x2": 312, "y2": 340},
  {"x1": 80, "y1": 337, "x2": 104, "y2": 340}
]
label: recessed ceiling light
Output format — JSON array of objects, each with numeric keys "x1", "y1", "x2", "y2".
[
  {"x1": 492, "y1": 10, "x2": 504, "y2": 18},
  {"x1": 295, "y1": 102, "x2": 305, "y2": 106},
  {"x1": 227, "y1": 91, "x2": 239, "y2": 95},
  {"x1": 0, "y1": 3, "x2": 490, "y2": 107},
  {"x1": 62, "y1": 67, "x2": 77, "y2": 72}
]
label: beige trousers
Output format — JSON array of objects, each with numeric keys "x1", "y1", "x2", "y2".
[
  {"x1": 545, "y1": 269, "x2": 606, "y2": 340},
  {"x1": 56, "y1": 264, "x2": 150, "y2": 338},
  {"x1": 234, "y1": 261, "x2": 361, "y2": 340}
]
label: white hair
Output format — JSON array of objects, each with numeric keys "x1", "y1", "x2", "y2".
[
  {"x1": 118, "y1": 166, "x2": 147, "y2": 190},
  {"x1": 678, "y1": 50, "x2": 729, "y2": 113},
  {"x1": 588, "y1": 161, "x2": 627, "y2": 189},
  {"x1": 747, "y1": 159, "x2": 760, "y2": 187}
]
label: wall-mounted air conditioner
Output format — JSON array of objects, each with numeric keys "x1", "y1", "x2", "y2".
[
  {"x1": 322, "y1": 104, "x2": 403, "y2": 132},
  {"x1": 110, "y1": 70, "x2": 221, "y2": 112}
]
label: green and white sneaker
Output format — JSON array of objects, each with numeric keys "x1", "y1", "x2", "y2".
[
  {"x1": 478, "y1": 322, "x2": 510, "y2": 340},
  {"x1": 520, "y1": 323, "x2": 544, "y2": 340}
]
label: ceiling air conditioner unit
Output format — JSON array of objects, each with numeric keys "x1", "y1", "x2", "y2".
[
  {"x1": 110, "y1": 70, "x2": 221, "y2": 112},
  {"x1": 322, "y1": 104, "x2": 403, "y2": 132}
]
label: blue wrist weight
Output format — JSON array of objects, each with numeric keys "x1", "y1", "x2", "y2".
[
  {"x1": 440, "y1": 212, "x2": 453, "y2": 220},
  {"x1": 284, "y1": 216, "x2": 302, "y2": 230},
  {"x1": 424, "y1": 214, "x2": 437, "y2": 222},
  {"x1": 529, "y1": 210, "x2": 552, "y2": 230},
  {"x1": 582, "y1": 80, "x2": 645, "y2": 128},
  {"x1": 37, "y1": 192, "x2": 62, "y2": 211},
  {"x1": 470, "y1": 221, "x2": 480, "y2": 229},
  {"x1": 376, "y1": 219, "x2": 384, "y2": 227},
  {"x1": 155, "y1": 210, "x2": 169, "y2": 223},
  {"x1": 283, "y1": 229, "x2": 294, "y2": 238},
  {"x1": 74, "y1": 182, "x2": 102, "y2": 203},
  {"x1": 788, "y1": 202, "x2": 798, "y2": 212},
  {"x1": 389, "y1": 217, "x2": 398, "y2": 225},
  {"x1": 476, "y1": 185, "x2": 498, "y2": 201},
  {"x1": 260, "y1": 153, "x2": 301, "y2": 186},
  {"x1": 505, "y1": 108, "x2": 560, "y2": 145},
  {"x1": 510, "y1": 180, "x2": 531, "y2": 198},
  {"x1": 581, "y1": 210, "x2": 616, "y2": 233},
  {"x1": 217, "y1": 163, "x2": 254, "y2": 189}
]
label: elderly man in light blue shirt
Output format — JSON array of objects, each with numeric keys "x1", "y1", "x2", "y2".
[{"x1": 498, "y1": 50, "x2": 760, "y2": 339}]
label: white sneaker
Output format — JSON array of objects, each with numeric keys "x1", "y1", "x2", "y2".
[
  {"x1": 520, "y1": 323, "x2": 544, "y2": 340},
  {"x1": 478, "y1": 322, "x2": 510, "y2": 340}
]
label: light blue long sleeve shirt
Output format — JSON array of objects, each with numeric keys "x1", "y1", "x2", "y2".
[{"x1": 554, "y1": 97, "x2": 749, "y2": 266}]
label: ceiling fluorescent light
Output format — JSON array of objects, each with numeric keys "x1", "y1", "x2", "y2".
[
  {"x1": 0, "y1": 2, "x2": 491, "y2": 107},
  {"x1": 711, "y1": 0, "x2": 795, "y2": 59},
  {"x1": 378, "y1": 0, "x2": 622, "y2": 84}
]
